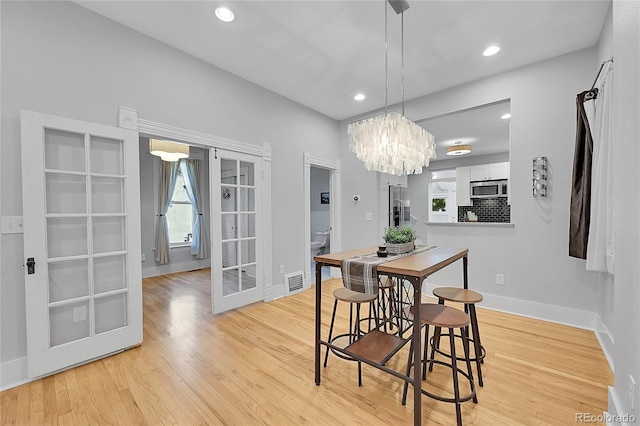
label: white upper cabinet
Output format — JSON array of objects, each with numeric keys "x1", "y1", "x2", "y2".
[
  {"x1": 470, "y1": 162, "x2": 509, "y2": 181},
  {"x1": 456, "y1": 166, "x2": 472, "y2": 206}
]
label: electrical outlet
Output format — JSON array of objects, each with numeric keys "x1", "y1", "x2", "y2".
[
  {"x1": 630, "y1": 375, "x2": 636, "y2": 410},
  {"x1": 496, "y1": 274, "x2": 505, "y2": 285},
  {"x1": 73, "y1": 306, "x2": 86, "y2": 322},
  {"x1": 141, "y1": 253, "x2": 146, "y2": 262},
  {"x1": 279, "y1": 264, "x2": 285, "y2": 274}
]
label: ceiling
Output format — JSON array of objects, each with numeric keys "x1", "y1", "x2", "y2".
[
  {"x1": 74, "y1": 0, "x2": 609, "y2": 158},
  {"x1": 418, "y1": 99, "x2": 510, "y2": 159}
]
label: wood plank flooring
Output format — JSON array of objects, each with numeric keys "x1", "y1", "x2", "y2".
[{"x1": 1, "y1": 269, "x2": 613, "y2": 425}]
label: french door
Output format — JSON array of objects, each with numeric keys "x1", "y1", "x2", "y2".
[
  {"x1": 21, "y1": 110, "x2": 142, "y2": 378},
  {"x1": 211, "y1": 149, "x2": 263, "y2": 314}
]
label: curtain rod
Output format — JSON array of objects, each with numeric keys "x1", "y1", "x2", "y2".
[{"x1": 590, "y1": 57, "x2": 614, "y2": 90}]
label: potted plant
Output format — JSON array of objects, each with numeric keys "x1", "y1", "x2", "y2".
[{"x1": 383, "y1": 225, "x2": 417, "y2": 254}]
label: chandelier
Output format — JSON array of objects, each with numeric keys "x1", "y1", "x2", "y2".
[{"x1": 347, "y1": 0, "x2": 435, "y2": 176}]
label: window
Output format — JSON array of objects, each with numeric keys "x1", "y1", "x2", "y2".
[
  {"x1": 166, "y1": 169, "x2": 194, "y2": 244},
  {"x1": 428, "y1": 169, "x2": 458, "y2": 223}
]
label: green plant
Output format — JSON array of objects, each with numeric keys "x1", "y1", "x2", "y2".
[{"x1": 383, "y1": 225, "x2": 416, "y2": 244}]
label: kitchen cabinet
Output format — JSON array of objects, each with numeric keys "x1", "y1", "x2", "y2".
[
  {"x1": 469, "y1": 162, "x2": 509, "y2": 181},
  {"x1": 456, "y1": 166, "x2": 472, "y2": 206}
]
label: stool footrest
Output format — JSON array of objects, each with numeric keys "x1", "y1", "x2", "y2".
[
  {"x1": 413, "y1": 359, "x2": 477, "y2": 404},
  {"x1": 430, "y1": 334, "x2": 486, "y2": 362}
]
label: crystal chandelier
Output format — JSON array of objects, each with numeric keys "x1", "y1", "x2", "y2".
[{"x1": 348, "y1": 1, "x2": 435, "y2": 176}]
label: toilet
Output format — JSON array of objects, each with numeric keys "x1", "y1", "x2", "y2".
[{"x1": 310, "y1": 231, "x2": 330, "y2": 257}]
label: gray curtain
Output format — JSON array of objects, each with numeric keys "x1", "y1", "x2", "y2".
[
  {"x1": 569, "y1": 89, "x2": 595, "y2": 259},
  {"x1": 154, "y1": 160, "x2": 179, "y2": 264},
  {"x1": 180, "y1": 159, "x2": 209, "y2": 259}
]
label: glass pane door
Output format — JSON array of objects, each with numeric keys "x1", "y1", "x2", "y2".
[
  {"x1": 44, "y1": 130, "x2": 129, "y2": 347},
  {"x1": 21, "y1": 110, "x2": 141, "y2": 378},
  {"x1": 221, "y1": 159, "x2": 256, "y2": 295},
  {"x1": 213, "y1": 151, "x2": 262, "y2": 313}
]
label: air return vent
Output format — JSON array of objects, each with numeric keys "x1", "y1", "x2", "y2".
[{"x1": 284, "y1": 271, "x2": 305, "y2": 295}]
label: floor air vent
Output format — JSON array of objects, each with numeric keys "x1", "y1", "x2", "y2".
[{"x1": 284, "y1": 271, "x2": 305, "y2": 295}]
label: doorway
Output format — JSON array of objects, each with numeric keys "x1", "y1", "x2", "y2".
[
  {"x1": 128, "y1": 107, "x2": 273, "y2": 314},
  {"x1": 303, "y1": 152, "x2": 341, "y2": 285}
]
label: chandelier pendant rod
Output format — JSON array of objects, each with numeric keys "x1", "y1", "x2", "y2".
[
  {"x1": 401, "y1": 9, "x2": 405, "y2": 116},
  {"x1": 384, "y1": 1, "x2": 389, "y2": 115}
]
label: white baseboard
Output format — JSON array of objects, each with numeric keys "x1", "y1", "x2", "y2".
[
  {"x1": 606, "y1": 386, "x2": 638, "y2": 425},
  {"x1": 269, "y1": 282, "x2": 285, "y2": 301},
  {"x1": 0, "y1": 356, "x2": 28, "y2": 391},
  {"x1": 423, "y1": 282, "x2": 598, "y2": 331},
  {"x1": 595, "y1": 317, "x2": 615, "y2": 373}
]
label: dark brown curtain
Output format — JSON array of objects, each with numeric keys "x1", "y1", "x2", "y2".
[{"x1": 569, "y1": 89, "x2": 596, "y2": 259}]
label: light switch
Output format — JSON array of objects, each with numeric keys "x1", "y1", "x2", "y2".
[
  {"x1": 1, "y1": 216, "x2": 24, "y2": 234},
  {"x1": 365, "y1": 213, "x2": 373, "y2": 221}
]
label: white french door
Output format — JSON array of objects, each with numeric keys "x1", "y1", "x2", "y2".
[
  {"x1": 21, "y1": 110, "x2": 142, "y2": 378},
  {"x1": 211, "y1": 149, "x2": 263, "y2": 314}
]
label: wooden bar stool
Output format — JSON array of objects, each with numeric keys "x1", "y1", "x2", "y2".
[
  {"x1": 323, "y1": 287, "x2": 379, "y2": 386},
  {"x1": 430, "y1": 287, "x2": 486, "y2": 387},
  {"x1": 401, "y1": 304, "x2": 477, "y2": 426}
]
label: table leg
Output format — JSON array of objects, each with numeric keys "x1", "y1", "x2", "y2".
[
  {"x1": 412, "y1": 277, "x2": 422, "y2": 426},
  {"x1": 315, "y1": 261, "x2": 322, "y2": 385},
  {"x1": 463, "y1": 255, "x2": 469, "y2": 290}
]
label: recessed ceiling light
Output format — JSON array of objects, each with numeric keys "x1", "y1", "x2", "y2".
[
  {"x1": 354, "y1": 93, "x2": 365, "y2": 101},
  {"x1": 483, "y1": 45, "x2": 501, "y2": 57},
  {"x1": 215, "y1": 6, "x2": 235, "y2": 22},
  {"x1": 501, "y1": 113, "x2": 511, "y2": 120}
]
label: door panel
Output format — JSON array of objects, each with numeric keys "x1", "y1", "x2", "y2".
[
  {"x1": 21, "y1": 110, "x2": 141, "y2": 378},
  {"x1": 212, "y1": 150, "x2": 262, "y2": 313}
]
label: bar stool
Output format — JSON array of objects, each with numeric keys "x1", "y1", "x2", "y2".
[
  {"x1": 323, "y1": 287, "x2": 379, "y2": 386},
  {"x1": 401, "y1": 304, "x2": 477, "y2": 426},
  {"x1": 430, "y1": 287, "x2": 486, "y2": 387}
]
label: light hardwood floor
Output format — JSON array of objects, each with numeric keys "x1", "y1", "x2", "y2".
[{"x1": 1, "y1": 269, "x2": 613, "y2": 425}]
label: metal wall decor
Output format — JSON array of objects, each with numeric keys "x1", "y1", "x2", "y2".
[{"x1": 533, "y1": 157, "x2": 548, "y2": 197}]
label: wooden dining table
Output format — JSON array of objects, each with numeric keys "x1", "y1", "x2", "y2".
[{"x1": 314, "y1": 245, "x2": 469, "y2": 426}]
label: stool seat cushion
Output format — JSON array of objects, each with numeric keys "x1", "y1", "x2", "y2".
[
  {"x1": 433, "y1": 287, "x2": 483, "y2": 304},
  {"x1": 333, "y1": 287, "x2": 378, "y2": 303},
  {"x1": 410, "y1": 303, "x2": 470, "y2": 328}
]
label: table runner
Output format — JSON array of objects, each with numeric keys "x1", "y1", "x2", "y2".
[{"x1": 340, "y1": 245, "x2": 436, "y2": 294}]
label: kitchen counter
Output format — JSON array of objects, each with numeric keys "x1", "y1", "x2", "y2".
[{"x1": 426, "y1": 221, "x2": 515, "y2": 228}]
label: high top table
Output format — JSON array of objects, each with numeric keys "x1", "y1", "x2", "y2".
[{"x1": 314, "y1": 246, "x2": 469, "y2": 426}]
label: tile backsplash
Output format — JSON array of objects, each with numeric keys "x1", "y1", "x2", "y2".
[{"x1": 458, "y1": 198, "x2": 511, "y2": 223}]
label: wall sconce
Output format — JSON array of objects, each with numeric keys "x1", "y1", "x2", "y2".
[{"x1": 533, "y1": 156, "x2": 548, "y2": 197}]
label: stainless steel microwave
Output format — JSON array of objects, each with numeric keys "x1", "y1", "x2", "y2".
[{"x1": 470, "y1": 179, "x2": 508, "y2": 198}]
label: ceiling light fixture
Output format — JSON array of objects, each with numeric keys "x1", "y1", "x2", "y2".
[
  {"x1": 501, "y1": 113, "x2": 511, "y2": 119},
  {"x1": 149, "y1": 139, "x2": 190, "y2": 162},
  {"x1": 214, "y1": 6, "x2": 235, "y2": 22},
  {"x1": 347, "y1": 1, "x2": 435, "y2": 176},
  {"x1": 447, "y1": 141, "x2": 472, "y2": 156},
  {"x1": 354, "y1": 93, "x2": 366, "y2": 101},
  {"x1": 483, "y1": 45, "x2": 501, "y2": 56}
]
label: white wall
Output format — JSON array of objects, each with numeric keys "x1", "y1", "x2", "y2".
[
  {"x1": 610, "y1": 0, "x2": 640, "y2": 417},
  {"x1": 0, "y1": 0, "x2": 339, "y2": 382},
  {"x1": 340, "y1": 48, "x2": 602, "y2": 326}
]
